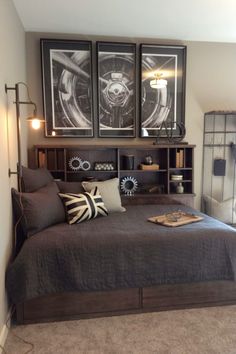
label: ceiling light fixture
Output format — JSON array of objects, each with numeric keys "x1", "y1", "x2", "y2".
[{"x1": 150, "y1": 73, "x2": 167, "y2": 89}]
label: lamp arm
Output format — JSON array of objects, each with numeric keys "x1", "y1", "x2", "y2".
[
  {"x1": 5, "y1": 83, "x2": 33, "y2": 190},
  {"x1": 5, "y1": 82, "x2": 42, "y2": 191}
]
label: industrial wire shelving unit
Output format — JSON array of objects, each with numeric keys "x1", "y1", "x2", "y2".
[{"x1": 202, "y1": 111, "x2": 236, "y2": 225}]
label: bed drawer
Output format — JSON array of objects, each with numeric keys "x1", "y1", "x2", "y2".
[
  {"x1": 20, "y1": 288, "x2": 141, "y2": 323},
  {"x1": 142, "y1": 281, "x2": 236, "y2": 309}
]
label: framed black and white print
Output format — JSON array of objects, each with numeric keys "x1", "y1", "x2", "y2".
[
  {"x1": 140, "y1": 44, "x2": 186, "y2": 138},
  {"x1": 41, "y1": 39, "x2": 94, "y2": 137},
  {"x1": 97, "y1": 42, "x2": 136, "y2": 137}
]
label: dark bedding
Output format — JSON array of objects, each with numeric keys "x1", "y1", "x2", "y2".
[{"x1": 6, "y1": 204, "x2": 236, "y2": 304}]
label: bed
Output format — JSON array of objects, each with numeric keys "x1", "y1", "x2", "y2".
[{"x1": 6, "y1": 202, "x2": 236, "y2": 324}]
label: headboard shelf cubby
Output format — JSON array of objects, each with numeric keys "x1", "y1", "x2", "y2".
[{"x1": 31, "y1": 144, "x2": 195, "y2": 207}]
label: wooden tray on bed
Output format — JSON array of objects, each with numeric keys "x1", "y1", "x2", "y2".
[{"x1": 148, "y1": 211, "x2": 203, "y2": 227}]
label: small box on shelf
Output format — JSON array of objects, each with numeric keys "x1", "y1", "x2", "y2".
[{"x1": 139, "y1": 164, "x2": 160, "y2": 171}]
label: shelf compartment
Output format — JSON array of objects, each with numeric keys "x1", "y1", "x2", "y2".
[
  {"x1": 67, "y1": 170, "x2": 118, "y2": 174},
  {"x1": 50, "y1": 171, "x2": 65, "y2": 180},
  {"x1": 169, "y1": 148, "x2": 193, "y2": 169},
  {"x1": 119, "y1": 148, "x2": 168, "y2": 170},
  {"x1": 66, "y1": 148, "x2": 118, "y2": 172},
  {"x1": 170, "y1": 169, "x2": 192, "y2": 181},
  {"x1": 67, "y1": 172, "x2": 118, "y2": 182},
  {"x1": 120, "y1": 169, "x2": 167, "y2": 173},
  {"x1": 33, "y1": 144, "x2": 195, "y2": 196},
  {"x1": 169, "y1": 181, "x2": 193, "y2": 194}
]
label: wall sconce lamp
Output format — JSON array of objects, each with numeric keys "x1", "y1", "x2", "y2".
[
  {"x1": 150, "y1": 73, "x2": 168, "y2": 89},
  {"x1": 5, "y1": 82, "x2": 44, "y2": 188}
]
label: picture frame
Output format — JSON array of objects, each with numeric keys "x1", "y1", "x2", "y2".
[
  {"x1": 140, "y1": 44, "x2": 186, "y2": 138},
  {"x1": 41, "y1": 39, "x2": 94, "y2": 137},
  {"x1": 97, "y1": 42, "x2": 136, "y2": 137}
]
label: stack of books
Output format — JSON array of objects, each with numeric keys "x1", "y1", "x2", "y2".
[
  {"x1": 176, "y1": 149, "x2": 184, "y2": 168},
  {"x1": 171, "y1": 174, "x2": 183, "y2": 181}
]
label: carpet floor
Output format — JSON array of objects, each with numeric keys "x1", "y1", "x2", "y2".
[{"x1": 4, "y1": 305, "x2": 236, "y2": 354}]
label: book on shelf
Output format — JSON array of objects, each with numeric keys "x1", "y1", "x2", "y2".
[
  {"x1": 179, "y1": 149, "x2": 184, "y2": 168},
  {"x1": 176, "y1": 149, "x2": 184, "y2": 168},
  {"x1": 38, "y1": 151, "x2": 46, "y2": 168},
  {"x1": 176, "y1": 152, "x2": 180, "y2": 168}
]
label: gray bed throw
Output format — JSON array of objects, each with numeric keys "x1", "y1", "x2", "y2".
[{"x1": 6, "y1": 204, "x2": 236, "y2": 304}]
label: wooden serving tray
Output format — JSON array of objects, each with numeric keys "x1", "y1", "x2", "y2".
[
  {"x1": 139, "y1": 164, "x2": 160, "y2": 171},
  {"x1": 148, "y1": 211, "x2": 203, "y2": 227}
]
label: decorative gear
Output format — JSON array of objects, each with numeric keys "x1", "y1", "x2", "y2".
[
  {"x1": 68, "y1": 156, "x2": 83, "y2": 171},
  {"x1": 80, "y1": 160, "x2": 91, "y2": 171},
  {"x1": 120, "y1": 176, "x2": 138, "y2": 195}
]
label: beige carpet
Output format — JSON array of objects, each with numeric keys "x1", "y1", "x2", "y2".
[{"x1": 4, "y1": 305, "x2": 236, "y2": 354}]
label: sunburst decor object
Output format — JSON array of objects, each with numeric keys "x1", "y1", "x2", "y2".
[
  {"x1": 120, "y1": 176, "x2": 138, "y2": 195},
  {"x1": 68, "y1": 156, "x2": 82, "y2": 171}
]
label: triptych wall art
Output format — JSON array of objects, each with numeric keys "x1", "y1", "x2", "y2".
[{"x1": 41, "y1": 39, "x2": 186, "y2": 138}]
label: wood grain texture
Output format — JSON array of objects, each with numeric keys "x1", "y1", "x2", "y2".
[
  {"x1": 17, "y1": 281, "x2": 236, "y2": 325},
  {"x1": 142, "y1": 281, "x2": 236, "y2": 308},
  {"x1": 19, "y1": 288, "x2": 140, "y2": 324},
  {"x1": 31, "y1": 144, "x2": 195, "y2": 207}
]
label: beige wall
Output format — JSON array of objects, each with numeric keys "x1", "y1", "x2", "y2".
[
  {"x1": 26, "y1": 32, "x2": 236, "y2": 210},
  {"x1": 0, "y1": 0, "x2": 26, "y2": 334}
]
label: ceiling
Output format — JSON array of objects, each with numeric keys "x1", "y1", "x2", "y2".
[{"x1": 12, "y1": 0, "x2": 236, "y2": 43}]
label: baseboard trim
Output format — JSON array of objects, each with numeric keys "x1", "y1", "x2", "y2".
[
  {"x1": 0, "y1": 324, "x2": 8, "y2": 353},
  {"x1": 0, "y1": 309, "x2": 11, "y2": 353}
]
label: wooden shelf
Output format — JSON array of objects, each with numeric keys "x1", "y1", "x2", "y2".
[
  {"x1": 169, "y1": 193, "x2": 196, "y2": 196},
  {"x1": 169, "y1": 168, "x2": 192, "y2": 171},
  {"x1": 169, "y1": 180, "x2": 192, "y2": 183},
  {"x1": 32, "y1": 144, "x2": 195, "y2": 207},
  {"x1": 46, "y1": 170, "x2": 64, "y2": 172},
  {"x1": 120, "y1": 169, "x2": 167, "y2": 173},
  {"x1": 67, "y1": 170, "x2": 118, "y2": 173}
]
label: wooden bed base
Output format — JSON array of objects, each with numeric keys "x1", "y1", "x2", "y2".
[{"x1": 16, "y1": 280, "x2": 236, "y2": 324}]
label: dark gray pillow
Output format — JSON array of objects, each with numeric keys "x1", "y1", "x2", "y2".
[
  {"x1": 12, "y1": 182, "x2": 65, "y2": 237},
  {"x1": 21, "y1": 166, "x2": 53, "y2": 192},
  {"x1": 56, "y1": 181, "x2": 83, "y2": 194}
]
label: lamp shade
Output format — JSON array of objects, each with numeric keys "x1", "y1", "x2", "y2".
[
  {"x1": 150, "y1": 78, "x2": 168, "y2": 89},
  {"x1": 27, "y1": 116, "x2": 45, "y2": 130}
]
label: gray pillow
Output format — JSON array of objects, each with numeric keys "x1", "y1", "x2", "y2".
[
  {"x1": 12, "y1": 182, "x2": 65, "y2": 237},
  {"x1": 21, "y1": 166, "x2": 53, "y2": 192},
  {"x1": 82, "y1": 178, "x2": 125, "y2": 213},
  {"x1": 203, "y1": 194, "x2": 236, "y2": 224},
  {"x1": 56, "y1": 181, "x2": 83, "y2": 194}
]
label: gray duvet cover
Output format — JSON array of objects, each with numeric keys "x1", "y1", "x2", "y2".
[{"x1": 6, "y1": 204, "x2": 236, "y2": 304}]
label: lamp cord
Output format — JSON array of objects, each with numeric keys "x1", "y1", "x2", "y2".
[
  {"x1": 13, "y1": 188, "x2": 25, "y2": 250},
  {"x1": 0, "y1": 306, "x2": 34, "y2": 354},
  {"x1": 16, "y1": 82, "x2": 34, "y2": 104}
]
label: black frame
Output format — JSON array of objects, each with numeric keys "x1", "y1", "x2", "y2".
[
  {"x1": 41, "y1": 39, "x2": 94, "y2": 137},
  {"x1": 140, "y1": 44, "x2": 186, "y2": 138},
  {"x1": 97, "y1": 41, "x2": 136, "y2": 138}
]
